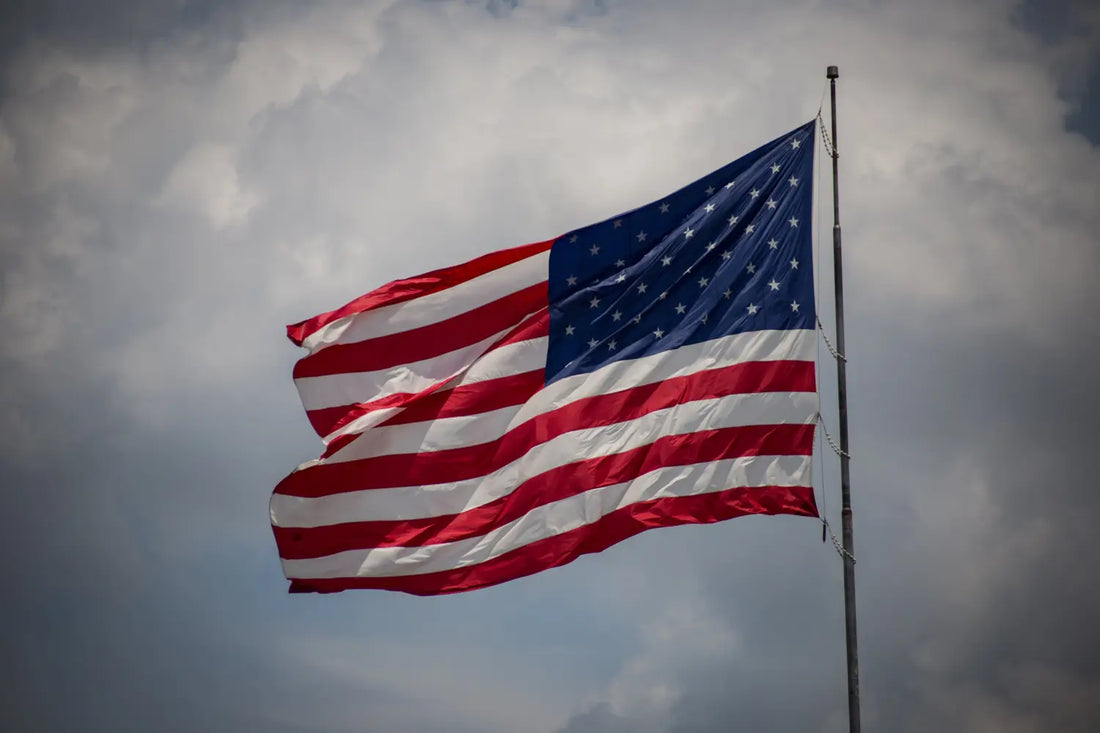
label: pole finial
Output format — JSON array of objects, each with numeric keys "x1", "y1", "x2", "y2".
[{"x1": 827, "y1": 65, "x2": 839, "y2": 79}]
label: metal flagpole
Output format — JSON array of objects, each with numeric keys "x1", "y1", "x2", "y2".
[{"x1": 825, "y1": 65, "x2": 862, "y2": 733}]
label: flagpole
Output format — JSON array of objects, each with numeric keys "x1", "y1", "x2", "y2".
[{"x1": 826, "y1": 64, "x2": 862, "y2": 733}]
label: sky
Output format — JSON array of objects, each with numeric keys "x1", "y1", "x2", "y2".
[{"x1": 1, "y1": 0, "x2": 1099, "y2": 731}]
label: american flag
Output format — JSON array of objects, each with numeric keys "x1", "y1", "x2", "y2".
[{"x1": 271, "y1": 121, "x2": 820, "y2": 594}]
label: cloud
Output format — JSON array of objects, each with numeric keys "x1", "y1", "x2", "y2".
[
  {"x1": 159, "y1": 143, "x2": 259, "y2": 228},
  {"x1": 561, "y1": 596, "x2": 741, "y2": 733}
]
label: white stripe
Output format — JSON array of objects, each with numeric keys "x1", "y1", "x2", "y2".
[
  {"x1": 444, "y1": 335, "x2": 547, "y2": 389},
  {"x1": 319, "y1": 328, "x2": 810, "y2": 460},
  {"x1": 281, "y1": 453, "x2": 812, "y2": 579},
  {"x1": 270, "y1": 389, "x2": 816, "y2": 528},
  {"x1": 314, "y1": 335, "x2": 549, "y2": 446},
  {"x1": 327, "y1": 404, "x2": 525, "y2": 465},
  {"x1": 295, "y1": 328, "x2": 518, "y2": 413},
  {"x1": 300, "y1": 251, "x2": 550, "y2": 354},
  {"x1": 525, "y1": 328, "x2": 814, "y2": 425}
]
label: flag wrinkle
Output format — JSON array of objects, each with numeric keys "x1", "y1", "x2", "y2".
[
  {"x1": 316, "y1": 308, "x2": 550, "y2": 451},
  {"x1": 275, "y1": 430, "x2": 814, "y2": 558},
  {"x1": 287, "y1": 238, "x2": 555, "y2": 348}
]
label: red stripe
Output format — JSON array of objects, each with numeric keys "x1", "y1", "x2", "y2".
[
  {"x1": 287, "y1": 238, "x2": 555, "y2": 346},
  {"x1": 303, "y1": 312, "x2": 550, "y2": 439},
  {"x1": 318, "y1": 369, "x2": 545, "y2": 459},
  {"x1": 275, "y1": 359, "x2": 816, "y2": 499},
  {"x1": 482, "y1": 308, "x2": 549, "y2": 348},
  {"x1": 275, "y1": 422, "x2": 814, "y2": 559},
  {"x1": 378, "y1": 369, "x2": 545, "y2": 427},
  {"x1": 305, "y1": 391, "x2": 421, "y2": 439},
  {"x1": 293, "y1": 282, "x2": 547, "y2": 379},
  {"x1": 285, "y1": 484, "x2": 818, "y2": 595}
]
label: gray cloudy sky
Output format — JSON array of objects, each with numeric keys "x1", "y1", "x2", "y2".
[{"x1": 2, "y1": 1, "x2": 1099, "y2": 731}]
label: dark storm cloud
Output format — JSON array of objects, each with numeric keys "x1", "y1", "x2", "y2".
[
  {"x1": 0, "y1": 0, "x2": 232, "y2": 98},
  {"x1": 1015, "y1": 0, "x2": 1100, "y2": 142},
  {"x1": 2, "y1": 1, "x2": 1099, "y2": 732}
]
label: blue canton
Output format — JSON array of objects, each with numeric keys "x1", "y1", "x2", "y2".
[{"x1": 546, "y1": 120, "x2": 817, "y2": 383}]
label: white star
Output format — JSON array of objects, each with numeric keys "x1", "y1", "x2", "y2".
[
  {"x1": 768, "y1": 238, "x2": 779, "y2": 249},
  {"x1": 768, "y1": 279, "x2": 780, "y2": 291},
  {"x1": 746, "y1": 262, "x2": 755, "y2": 273},
  {"x1": 615, "y1": 259, "x2": 626, "y2": 267},
  {"x1": 675, "y1": 302, "x2": 687, "y2": 314},
  {"x1": 637, "y1": 231, "x2": 648, "y2": 242},
  {"x1": 705, "y1": 185, "x2": 716, "y2": 195},
  {"x1": 724, "y1": 288, "x2": 733, "y2": 299},
  {"x1": 790, "y1": 258, "x2": 799, "y2": 269},
  {"x1": 747, "y1": 303, "x2": 759, "y2": 315},
  {"x1": 698, "y1": 276, "x2": 709, "y2": 287},
  {"x1": 608, "y1": 339, "x2": 617, "y2": 350},
  {"x1": 616, "y1": 273, "x2": 627, "y2": 283},
  {"x1": 632, "y1": 314, "x2": 642, "y2": 324},
  {"x1": 789, "y1": 217, "x2": 799, "y2": 228},
  {"x1": 566, "y1": 275, "x2": 578, "y2": 286},
  {"x1": 725, "y1": 180, "x2": 736, "y2": 189},
  {"x1": 728, "y1": 214, "x2": 739, "y2": 226},
  {"x1": 706, "y1": 241, "x2": 717, "y2": 252},
  {"x1": 750, "y1": 188, "x2": 760, "y2": 199},
  {"x1": 791, "y1": 300, "x2": 800, "y2": 312},
  {"x1": 613, "y1": 219, "x2": 622, "y2": 228},
  {"x1": 569, "y1": 234, "x2": 578, "y2": 243},
  {"x1": 659, "y1": 291, "x2": 668, "y2": 300},
  {"x1": 766, "y1": 198, "x2": 777, "y2": 209},
  {"x1": 589, "y1": 296, "x2": 600, "y2": 308},
  {"x1": 565, "y1": 324, "x2": 575, "y2": 335},
  {"x1": 791, "y1": 139, "x2": 801, "y2": 149},
  {"x1": 684, "y1": 227, "x2": 694, "y2": 239},
  {"x1": 788, "y1": 176, "x2": 799, "y2": 187},
  {"x1": 659, "y1": 202, "x2": 670, "y2": 213},
  {"x1": 588, "y1": 338, "x2": 599, "y2": 348},
  {"x1": 704, "y1": 203, "x2": 715, "y2": 213},
  {"x1": 744, "y1": 224, "x2": 755, "y2": 235},
  {"x1": 661, "y1": 255, "x2": 673, "y2": 266},
  {"x1": 684, "y1": 265, "x2": 692, "y2": 274},
  {"x1": 612, "y1": 310, "x2": 623, "y2": 322},
  {"x1": 637, "y1": 283, "x2": 648, "y2": 294},
  {"x1": 590, "y1": 243, "x2": 601, "y2": 255},
  {"x1": 653, "y1": 328, "x2": 665, "y2": 339},
  {"x1": 770, "y1": 163, "x2": 781, "y2": 174},
  {"x1": 722, "y1": 250, "x2": 732, "y2": 260},
  {"x1": 701, "y1": 313, "x2": 708, "y2": 324}
]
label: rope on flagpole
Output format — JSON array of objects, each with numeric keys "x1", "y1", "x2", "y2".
[
  {"x1": 817, "y1": 109, "x2": 836, "y2": 160},
  {"x1": 813, "y1": 93, "x2": 854, "y2": 569},
  {"x1": 812, "y1": 100, "x2": 829, "y2": 544},
  {"x1": 817, "y1": 412, "x2": 851, "y2": 460},
  {"x1": 817, "y1": 316, "x2": 847, "y2": 362},
  {"x1": 822, "y1": 517, "x2": 856, "y2": 563}
]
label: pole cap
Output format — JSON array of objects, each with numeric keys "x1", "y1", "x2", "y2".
[{"x1": 826, "y1": 65, "x2": 839, "y2": 79}]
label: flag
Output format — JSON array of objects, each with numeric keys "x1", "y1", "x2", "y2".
[{"x1": 271, "y1": 121, "x2": 820, "y2": 594}]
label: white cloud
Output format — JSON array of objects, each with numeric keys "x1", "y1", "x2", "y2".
[
  {"x1": 160, "y1": 143, "x2": 259, "y2": 228},
  {"x1": 599, "y1": 599, "x2": 739, "y2": 728}
]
